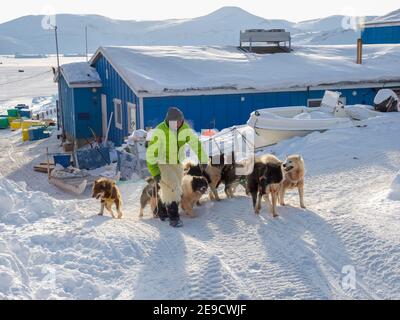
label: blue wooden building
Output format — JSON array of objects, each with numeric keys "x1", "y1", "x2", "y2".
[
  {"x1": 57, "y1": 45, "x2": 400, "y2": 147},
  {"x1": 362, "y1": 20, "x2": 400, "y2": 44},
  {"x1": 56, "y1": 62, "x2": 102, "y2": 145}
]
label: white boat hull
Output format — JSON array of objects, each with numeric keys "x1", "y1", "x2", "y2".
[
  {"x1": 49, "y1": 177, "x2": 88, "y2": 195},
  {"x1": 254, "y1": 127, "x2": 324, "y2": 148},
  {"x1": 248, "y1": 106, "x2": 354, "y2": 149}
]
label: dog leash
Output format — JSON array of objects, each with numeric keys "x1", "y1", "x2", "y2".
[
  {"x1": 233, "y1": 127, "x2": 256, "y2": 150},
  {"x1": 154, "y1": 182, "x2": 159, "y2": 216}
]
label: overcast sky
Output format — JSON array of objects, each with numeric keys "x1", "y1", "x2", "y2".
[{"x1": 1, "y1": 0, "x2": 399, "y2": 23}]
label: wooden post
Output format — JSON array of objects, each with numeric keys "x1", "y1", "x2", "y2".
[
  {"x1": 357, "y1": 38, "x2": 363, "y2": 64},
  {"x1": 46, "y1": 147, "x2": 51, "y2": 180},
  {"x1": 105, "y1": 112, "x2": 113, "y2": 144}
]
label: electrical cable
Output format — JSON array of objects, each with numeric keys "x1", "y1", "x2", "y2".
[{"x1": 0, "y1": 70, "x2": 52, "y2": 86}]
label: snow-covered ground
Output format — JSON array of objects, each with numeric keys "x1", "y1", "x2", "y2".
[{"x1": 1, "y1": 57, "x2": 400, "y2": 300}]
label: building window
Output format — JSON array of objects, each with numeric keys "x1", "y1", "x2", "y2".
[
  {"x1": 127, "y1": 102, "x2": 137, "y2": 133},
  {"x1": 114, "y1": 99, "x2": 123, "y2": 130}
]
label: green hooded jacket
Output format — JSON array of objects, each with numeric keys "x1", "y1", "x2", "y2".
[{"x1": 146, "y1": 121, "x2": 208, "y2": 177}]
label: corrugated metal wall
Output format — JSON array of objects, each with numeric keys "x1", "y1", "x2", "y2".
[
  {"x1": 59, "y1": 75, "x2": 102, "y2": 141},
  {"x1": 143, "y1": 87, "x2": 379, "y2": 131},
  {"x1": 362, "y1": 25, "x2": 400, "y2": 44},
  {"x1": 93, "y1": 55, "x2": 139, "y2": 146},
  {"x1": 59, "y1": 75, "x2": 76, "y2": 139},
  {"x1": 73, "y1": 88, "x2": 102, "y2": 139}
]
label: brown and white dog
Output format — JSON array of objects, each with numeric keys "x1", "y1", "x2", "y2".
[
  {"x1": 139, "y1": 177, "x2": 160, "y2": 218},
  {"x1": 280, "y1": 155, "x2": 306, "y2": 209},
  {"x1": 247, "y1": 154, "x2": 284, "y2": 217},
  {"x1": 92, "y1": 178, "x2": 123, "y2": 219},
  {"x1": 181, "y1": 174, "x2": 209, "y2": 218},
  {"x1": 205, "y1": 154, "x2": 225, "y2": 201}
]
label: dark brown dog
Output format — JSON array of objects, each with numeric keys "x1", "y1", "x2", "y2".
[
  {"x1": 247, "y1": 155, "x2": 284, "y2": 218},
  {"x1": 217, "y1": 152, "x2": 248, "y2": 198},
  {"x1": 92, "y1": 178, "x2": 123, "y2": 219}
]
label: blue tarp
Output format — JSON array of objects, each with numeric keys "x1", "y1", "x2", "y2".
[{"x1": 75, "y1": 147, "x2": 111, "y2": 170}]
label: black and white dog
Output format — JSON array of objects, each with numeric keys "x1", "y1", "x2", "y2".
[{"x1": 247, "y1": 154, "x2": 284, "y2": 217}]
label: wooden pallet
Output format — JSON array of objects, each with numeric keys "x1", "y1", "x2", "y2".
[{"x1": 34, "y1": 162, "x2": 55, "y2": 173}]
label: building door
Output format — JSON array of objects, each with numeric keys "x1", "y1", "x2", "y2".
[
  {"x1": 101, "y1": 94, "x2": 108, "y2": 138},
  {"x1": 127, "y1": 102, "x2": 137, "y2": 133}
]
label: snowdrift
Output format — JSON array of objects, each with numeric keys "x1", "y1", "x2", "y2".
[
  {"x1": 0, "y1": 178, "x2": 145, "y2": 299},
  {"x1": 389, "y1": 171, "x2": 400, "y2": 201}
]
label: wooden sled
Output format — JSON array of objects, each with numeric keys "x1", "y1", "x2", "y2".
[{"x1": 34, "y1": 163, "x2": 55, "y2": 173}]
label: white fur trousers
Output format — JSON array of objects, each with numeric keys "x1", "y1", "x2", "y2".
[{"x1": 159, "y1": 164, "x2": 183, "y2": 205}]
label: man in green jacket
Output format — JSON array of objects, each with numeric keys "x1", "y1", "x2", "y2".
[{"x1": 146, "y1": 107, "x2": 208, "y2": 228}]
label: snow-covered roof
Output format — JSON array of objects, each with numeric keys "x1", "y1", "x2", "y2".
[
  {"x1": 90, "y1": 45, "x2": 400, "y2": 96},
  {"x1": 59, "y1": 62, "x2": 102, "y2": 88}
]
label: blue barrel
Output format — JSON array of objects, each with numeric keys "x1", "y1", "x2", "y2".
[
  {"x1": 28, "y1": 126, "x2": 45, "y2": 141},
  {"x1": 18, "y1": 110, "x2": 31, "y2": 118}
]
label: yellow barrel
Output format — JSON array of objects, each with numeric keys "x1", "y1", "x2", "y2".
[
  {"x1": 10, "y1": 120, "x2": 23, "y2": 131},
  {"x1": 8, "y1": 116, "x2": 19, "y2": 123},
  {"x1": 21, "y1": 120, "x2": 44, "y2": 129},
  {"x1": 32, "y1": 121, "x2": 45, "y2": 127},
  {"x1": 22, "y1": 129, "x2": 29, "y2": 141}
]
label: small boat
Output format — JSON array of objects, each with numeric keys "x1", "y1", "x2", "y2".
[
  {"x1": 49, "y1": 169, "x2": 89, "y2": 195},
  {"x1": 49, "y1": 176, "x2": 88, "y2": 195},
  {"x1": 247, "y1": 106, "x2": 354, "y2": 149}
]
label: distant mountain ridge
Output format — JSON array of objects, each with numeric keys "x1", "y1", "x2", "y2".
[{"x1": 0, "y1": 6, "x2": 397, "y2": 54}]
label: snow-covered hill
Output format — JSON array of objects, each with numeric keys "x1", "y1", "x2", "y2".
[
  {"x1": 373, "y1": 8, "x2": 400, "y2": 22},
  {"x1": 1, "y1": 6, "x2": 395, "y2": 54}
]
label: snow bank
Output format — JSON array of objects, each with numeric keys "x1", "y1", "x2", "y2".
[
  {"x1": 344, "y1": 105, "x2": 381, "y2": 121},
  {"x1": 93, "y1": 45, "x2": 400, "y2": 95},
  {"x1": 0, "y1": 177, "x2": 145, "y2": 299},
  {"x1": 389, "y1": 171, "x2": 400, "y2": 201},
  {"x1": 0, "y1": 179, "x2": 57, "y2": 226},
  {"x1": 263, "y1": 113, "x2": 400, "y2": 176}
]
